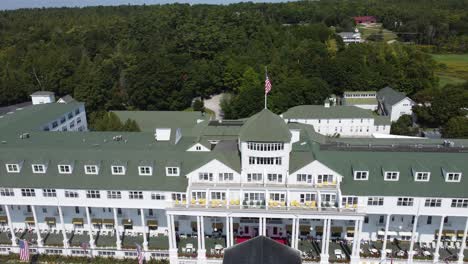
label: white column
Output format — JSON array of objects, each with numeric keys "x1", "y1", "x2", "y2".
[
  {"x1": 320, "y1": 218, "x2": 329, "y2": 264},
  {"x1": 229, "y1": 216, "x2": 234, "y2": 246},
  {"x1": 291, "y1": 217, "x2": 296, "y2": 249},
  {"x1": 140, "y1": 209, "x2": 148, "y2": 250},
  {"x1": 85, "y1": 207, "x2": 95, "y2": 248},
  {"x1": 317, "y1": 191, "x2": 322, "y2": 210},
  {"x1": 458, "y1": 217, "x2": 468, "y2": 264},
  {"x1": 265, "y1": 190, "x2": 269, "y2": 210},
  {"x1": 263, "y1": 218, "x2": 267, "y2": 237},
  {"x1": 113, "y1": 208, "x2": 121, "y2": 249},
  {"x1": 226, "y1": 189, "x2": 230, "y2": 209},
  {"x1": 197, "y1": 216, "x2": 201, "y2": 252},
  {"x1": 4, "y1": 205, "x2": 17, "y2": 246},
  {"x1": 326, "y1": 218, "x2": 332, "y2": 255},
  {"x1": 350, "y1": 219, "x2": 361, "y2": 264},
  {"x1": 167, "y1": 214, "x2": 178, "y2": 264},
  {"x1": 408, "y1": 215, "x2": 419, "y2": 264},
  {"x1": 434, "y1": 216, "x2": 445, "y2": 263},
  {"x1": 31, "y1": 205, "x2": 43, "y2": 247},
  {"x1": 295, "y1": 218, "x2": 300, "y2": 249},
  {"x1": 226, "y1": 216, "x2": 231, "y2": 247},
  {"x1": 198, "y1": 216, "x2": 206, "y2": 261},
  {"x1": 381, "y1": 214, "x2": 391, "y2": 260},
  {"x1": 57, "y1": 206, "x2": 69, "y2": 249}
]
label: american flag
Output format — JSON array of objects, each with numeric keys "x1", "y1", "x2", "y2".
[
  {"x1": 135, "y1": 243, "x2": 144, "y2": 264},
  {"x1": 19, "y1": 239, "x2": 30, "y2": 262},
  {"x1": 265, "y1": 74, "x2": 272, "y2": 94}
]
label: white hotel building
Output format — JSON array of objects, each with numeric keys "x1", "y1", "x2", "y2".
[{"x1": 0, "y1": 97, "x2": 467, "y2": 264}]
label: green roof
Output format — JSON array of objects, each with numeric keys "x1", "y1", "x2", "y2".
[
  {"x1": 239, "y1": 109, "x2": 291, "y2": 142},
  {"x1": 344, "y1": 91, "x2": 377, "y2": 95},
  {"x1": 316, "y1": 148, "x2": 468, "y2": 198},
  {"x1": 344, "y1": 98, "x2": 378, "y2": 105},
  {"x1": 282, "y1": 105, "x2": 379, "y2": 120},
  {"x1": 113, "y1": 111, "x2": 208, "y2": 132}
]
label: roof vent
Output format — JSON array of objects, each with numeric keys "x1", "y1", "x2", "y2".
[
  {"x1": 112, "y1": 135, "x2": 123, "y2": 141},
  {"x1": 19, "y1": 133, "x2": 30, "y2": 139}
]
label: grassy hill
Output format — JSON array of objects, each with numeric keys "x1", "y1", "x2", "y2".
[{"x1": 432, "y1": 54, "x2": 468, "y2": 88}]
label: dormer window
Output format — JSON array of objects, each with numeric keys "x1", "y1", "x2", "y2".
[
  {"x1": 58, "y1": 165, "x2": 72, "y2": 174},
  {"x1": 138, "y1": 166, "x2": 152, "y2": 176},
  {"x1": 384, "y1": 171, "x2": 399, "y2": 181},
  {"x1": 196, "y1": 146, "x2": 201, "y2": 151},
  {"x1": 111, "y1": 166, "x2": 125, "y2": 175},
  {"x1": 445, "y1": 172, "x2": 462, "y2": 182},
  {"x1": 415, "y1": 172, "x2": 430, "y2": 182},
  {"x1": 354, "y1": 171, "x2": 368, "y2": 180},
  {"x1": 6, "y1": 164, "x2": 20, "y2": 173},
  {"x1": 32, "y1": 164, "x2": 46, "y2": 174},
  {"x1": 84, "y1": 165, "x2": 99, "y2": 175},
  {"x1": 166, "y1": 167, "x2": 179, "y2": 176}
]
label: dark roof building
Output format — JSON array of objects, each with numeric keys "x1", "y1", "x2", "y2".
[{"x1": 223, "y1": 236, "x2": 301, "y2": 264}]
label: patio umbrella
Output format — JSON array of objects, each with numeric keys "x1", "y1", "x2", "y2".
[{"x1": 223, "y1": 236, "x2": 301, "y2": 264}]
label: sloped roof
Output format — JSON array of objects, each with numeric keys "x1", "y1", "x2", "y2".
[
  {"x1": 31, "y1": 91, "x2": 54, "y2": 96},
  {"x1": 239, "y1": 109, "x2": 291, "y2": 142},
  {"x1": 113, "y1": 111, "x2": 208, "y2": 132},
  {"x1": 377, "y1": 86, "x2": 413, "y2": 113},
  {"x1": 223, "y1": 236, "x2": 301, "y2": 264},
  {"x1": 58, "y1": 95, "x2": 75, "y2": 104},
  {"x1": 282, "y1": 105, "x2": 378, "y2": 119}
]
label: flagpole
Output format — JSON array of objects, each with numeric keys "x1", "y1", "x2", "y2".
[{"x1": 264, "y1": 66, "x2": 268, "y2": 109}]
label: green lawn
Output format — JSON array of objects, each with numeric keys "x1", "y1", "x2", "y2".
[
  {"x1": 431, "y1": 54, "x2": 468, "y2": 88},
  {"x1": 356, "y1": 23, "x2": 398, "y2": 42}
]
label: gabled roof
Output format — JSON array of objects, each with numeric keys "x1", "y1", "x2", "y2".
[
  {"x1": 239, "y1": 109, "x2": 291, "y2": 142},
  {"x1": 282, "y1": 105, "x2": 378, "y2": 119},
  {"x1": 57, "y1": 95, "x2": 75, "y2": 104},
  {"x1": 377, "y1": 86, "x2": 413, "y2": 113},
  {"x1": 223, "y1": 236, "x2": 301, "y2": 264},
  {"x1": 31, "y1": 91, "x2": 54, "y2": 96}
]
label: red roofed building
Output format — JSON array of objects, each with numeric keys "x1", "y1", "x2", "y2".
[{"x1": 354, "y1": 16, "x2": 377, "y2": 24}]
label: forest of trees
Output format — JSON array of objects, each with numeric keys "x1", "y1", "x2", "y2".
[{"x1": 0, "y1": 0, "x2": 466, "y2": 123}]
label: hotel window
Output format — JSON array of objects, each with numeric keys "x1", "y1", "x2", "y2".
[
  {"x1": 427, "y1": 216, "x2": 432, "y2": 225},
  {"x1": 68, "y1": 112, "x2": 74, "y2": 119},
  {"x1": 166, "y1": 167, "x2": 179, "y2": 176},
  {"x1": 111, "y1": 166, "x2": 125, "y2": 175},
  {"x1": 52, "y1": 121, "x2": 58, "y2": 128},
  {"x1": 354, "y1": 171, "x2": 368, "y2": 180},
  {"x1": 171, "y1": 193, "x2": 186, "y2": 201},
  {"x1": 415, "y1": 172, "x2": 430, "y2": 182},
  {"x1": 107, "y1": 191, "x2": 121, "y2": 199},
  {"x1": 397, "y1": 197, "x2": 414, "y2": 206},
  {"x1": 0, "y1": 188, "x2": 14, "y2": 196},
  {"x1": 58, "y1": 165, "x2": 72, "y2": 174},
  {"x1": 65, "y1": 190, "x2": 79, "y2": 198},
  {"x1": 248, "y1": 157, "x2": 282, "y2": 165},
  {"x1": 129, "y1": 191, "x2": 143, "y2": 200},
  {"x1": 219, "y1": 173, "x2": 234, "y2": 181},
  {"x1": 267, "y1": 173, "x2": 282, "y2": 183},
  {"x1": 43, "y1": 189, "x2": 57, "y2": 197},
  {"x1": 32, "y1": 164, "x2": 46, "y2": 174},
  {"x1": 21, "y1": 189, "x2": 36, "y2": 197},
  {"x1": 247, "y1": 173, "x2": 263, "y2": 182},
  {"x1": 198, "y1": 172, "x2": 213, "y2": 181},
  {"x1": 321, "y1": 194, "x2": 336, "y2": 204},
  {"x1": 445, "y1": 172, "x2": 462, "y2": 182},
  {"x1": 151, "y1": 193, "x2": 165, "y2": 200},
  {"x1": 77, "y1": 117, "x2": 82, "y2": 124},
  {"x1": 317, "y1": 174, "x2": 333, "y2": 184},
  {"x1": 451, "y1": 199, "x2": 468, "y2": 208},
  {"x1": 342, "y1": 196, "x2": 358, "y2": 206},
  {"x1": 384, "y1": 171, "x2": 399, "y2": 181},
  {"x1": 196, "y1": 146, "x2": 202, "y2": 151},
  {"x1": 84, "y1": 165, "x2": 98, "y2": 175},
  {"x1": 138, "y1": 166, "x2": 152, "y2": 176},
  {"x1": 247, "y1": 142, "x2": 284, "y2": 151},
  {"x1": 75, "y1": 108, "x2": 80, "y2": 115},
  {"x1": 211, "y1": 192, "x2": 226, "y2": 200},
  {"x1": 244, "y1": 193, "x2": 264, "y2": 201},
  {"x1": 86, "y1": 190, "x2": 101, "y2": 199},
  {"x1": 6, "y1": 164, "x2": 20, "y2": 173},
  {"x1": 367, "y1": 197, "x2": 384, "y2": 206},
  {"x1": 300, "y1": 193, "x2": 315, "y2": 203},
  {"x1": 297, "y1": 174, "x2": 312, "y2": 183},
  {"x1": 191, "y1": 192, "x2": 206, "y2": 201},
  {"x1": 60, "y1": 117, "x2": 66, "y2": 124},
  {"x1": 269, "y1": 193, "x2": 285, "y2": 202},
  {"x1": 424, "y1": 198, "x2": 441, "y2": 207}
]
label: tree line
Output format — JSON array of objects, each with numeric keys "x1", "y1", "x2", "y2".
[{"x1": 0, "y1": 0, "x2": 466, "y2": 131}]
